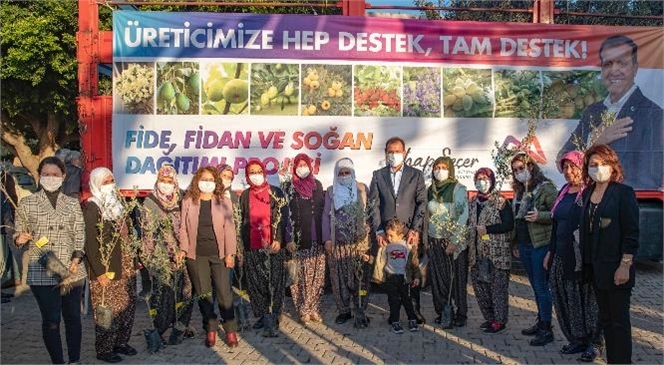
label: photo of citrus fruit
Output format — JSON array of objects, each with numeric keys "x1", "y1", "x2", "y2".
[{"x1": 250, "y1": 63, "x2": 299, "y2": 116}]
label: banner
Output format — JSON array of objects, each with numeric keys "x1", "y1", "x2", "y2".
[{"x1": 112, "y1": 11, "x2": 664, "y2": 191}]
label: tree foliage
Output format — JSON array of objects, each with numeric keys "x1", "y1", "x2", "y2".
[
  {"x1": 415, "y1": 0, "x2": 662, "y2": 26},
  {"x1": 1, "y1": 0, "x2": 79, "y2": 177}
]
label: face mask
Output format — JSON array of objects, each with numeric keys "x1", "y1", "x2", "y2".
[
  {"x1": 475, "y1": 180, "x2": 491, "y2": 194},
  {"x1": 434, "y1": 169, "x2": 449, "y2": 182},
  {"x1": 249, "y1": 174, "x2": 265, "y2": 186},
  {"x1": 588, "y1": 165, "x2": 612, "y2": 183},
  {"x1": 198, "y1": 181, "x2": 216, "y2": 193},
  {"x1": 386, "y1": 153, "x2": 404, "y2": 167},
  {"x1": 295, "y1": 166, "x2": 310, "y2": 179},
  {"x1": 222, "y1": 178, "x2": 233, "y2": 189},
  {"x1": 338, "y1": 175, "x2": 353, "y2": 187},
  {"x1": 157, "y1": 182, "x2": 175, "y2": 196},
  {"x1": 40, "y1": 176, "x2": 63, "y2": 192},
  {"x1": 515, "y1": 170, "x2": 531, "y2": 183},
  {"x1": 100, "y1": 183, "x2": 116, "y2": 195}
]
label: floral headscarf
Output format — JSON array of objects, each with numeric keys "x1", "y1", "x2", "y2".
[{"x1": 154, "y1": 165, "x2": 180, "y2": 210}]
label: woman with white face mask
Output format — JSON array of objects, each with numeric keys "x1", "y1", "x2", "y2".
[
  {"x1": 84, "y1": 167, "x2": 138, "y2": 363},
  {"x1": 238, "y1": 160, "x2": 288, "y2": 338},
  {"x1": 509, "y1": 152, "x2": 557, "y2": 346},
  {"x1": 424, "y1": 156, "x2": 469, "y2": 329},
  {"x1": 282, "y1": 153, "x2": 325, "y2": 324},
  {"x1": 321, "y1": 158, "x2": 371, "y2": 326},
  {"x1": 179, "y1": 166, "x2": 238, "y2": 348},
  {"x1": 467, "y1": 167, "x2": 514, "y2": 334},
  {"x1": 13, "y1": 157, "x2": 85, "y2": 364},
  {"x1": 579, "y1": 145, "x2": 638, "y2": 365},
  {"x1": 140, "y1": 165, "x2": 195, "y2": 344}
]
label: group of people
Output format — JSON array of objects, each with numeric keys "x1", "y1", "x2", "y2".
[{"x1": 8, "y1": 136, "x2": 639, "y2": 365}]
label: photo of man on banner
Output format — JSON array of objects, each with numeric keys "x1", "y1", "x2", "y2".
[{"x1": 558, "y1": 35, "x2": 663, "y2": 190}]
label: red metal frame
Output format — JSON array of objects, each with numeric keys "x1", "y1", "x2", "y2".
[{"x1": 76, "y1": 0, "x2": 662, "y2": 202}]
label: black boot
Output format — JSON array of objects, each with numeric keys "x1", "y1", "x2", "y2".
[
  {"x1": 261, "y1": 313, "x2": 279, "y2": 338},
  {"x1": 530, "y1": 321, "x2": 554, "y2": 346},
  {"x1": 521, "y1": 319, "x2": 541, "y2": 336}
]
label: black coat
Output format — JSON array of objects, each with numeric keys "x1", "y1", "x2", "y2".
[{"x1": 580, "y1": 182, "x2": 639, "y2": 290}]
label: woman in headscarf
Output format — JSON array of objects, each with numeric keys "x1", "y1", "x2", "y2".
[
  {"x1": 238, "y1": 160, "x2": 288, "y2": 337},
  {"x1": 14, "y1": 157, "x2": 86, "y2": 364},
  {"x1": 467, "y1": 167, "x2": 514, "y2": 334},
  {"x1": 544, "y1": 151, "x2": 601, "y2": 361},
  {"x1": 425, "y1": 156, "x2": 469, "y2": 329},
  {"x1": 84, "y1": 167, "x2": 138, "y2": 363},
  {"x1": 321, "y1": 158, "x2": 371, "y2": 326},
  {"x1": 140, "y1": 165, "x2": 195, "y2": 344},
  {"x1": 283, "y1": 153, "x2": 325, "y2": 324},
  {"x1": 216, "y1": 164, "x2": 239, "y2": 206},
  {"x1": 179, "y1": 166, "x2": 238, "y2": 348}
]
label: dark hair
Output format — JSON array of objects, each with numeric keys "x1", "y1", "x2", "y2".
[
  {"x1": 385, "y1": 217, "x2": 406, "y2": 237},
  {"x1": 510, "y1": 153, "x2": 551, "y2": 197},
  {"x1": 599, "y1": 35, "x2": 637, "y2": 65},
  {"x1": 185, "y1": 166, "x2": 225, "y2": 202},
  {"x1": 38, "y1": 156, "x2": 66, "y2": 175},
  {"x1": 384, "y1": 137, "x2": 406, "y2": 152},
  {"x1": 583, "y1": 144, "x2": 624, "y2": 185}
]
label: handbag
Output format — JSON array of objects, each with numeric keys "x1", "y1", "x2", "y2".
[
  {"x1": 371, "y1": 246, "x2": 387, "y2": 284},
  {"x1": 477, "y1": 257, "x2": 494, "y2": 283},
  {"x1": 38, "y1": 251, "x2": 70, "y2": 283},
  {"x1": 284, "y1": 259, "x2": 299, "y2": 287}
]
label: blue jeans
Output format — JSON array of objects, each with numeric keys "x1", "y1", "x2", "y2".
[{"x1": 518, "y1": 243, "x2": 552, "y2": 322}]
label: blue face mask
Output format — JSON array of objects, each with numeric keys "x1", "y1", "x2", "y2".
[{"x1": 338, "y1": 176, "x2": 353, "y2": 186}]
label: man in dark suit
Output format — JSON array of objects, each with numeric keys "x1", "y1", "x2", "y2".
[
  {"x1": 369, "y1": 137, "x2": 427, "y2": 323},
  {"x1": 558, "y1": 35, "x2": 663, "y2": 191}
]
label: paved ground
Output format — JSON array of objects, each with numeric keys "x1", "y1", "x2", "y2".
[{"x1": 1, "y1": 262, "x2": 662, "y2": 364}]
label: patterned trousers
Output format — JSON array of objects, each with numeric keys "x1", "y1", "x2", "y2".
[
  {"x1": 470, "y1": 265, "x2": 510, "y2": 324},
  {"x1": 550, "y1": 255, "x2": 601, "y2": 345},
  {"x1": 327, "y1": 241, "x2": 371, "y2": 315},
  {"x1": 90, "y1": 253, "x2": 136, "y2": 355},
  {"x1": 429, "y1": 237, "x2": 468, "y2": 320},
  {"x1": 289, "y1": 244, "x2": 326, "y2": 317},
  {"x1": 246, "y1": 249, "x2": 286, "y2": 318}
]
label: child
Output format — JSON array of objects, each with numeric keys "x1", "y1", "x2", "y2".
[{"x1": 382, "y1": 218, "x2": 421, "y2": 334}]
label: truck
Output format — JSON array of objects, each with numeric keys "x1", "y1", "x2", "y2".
[{"x1": 76, "y1": 0, "x2": 663, "y2": 260}]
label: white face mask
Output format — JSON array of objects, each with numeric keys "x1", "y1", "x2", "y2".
[
  {"x1": 249, "y1": 174, "x2": 265, "y2": 186},
  {"x1": 515, "y1": 170, "x2": 531, "y2": 183},
  {"x1": 475, "y1": 180, "x2": 491, "y2": 194},
  {"x1": 386, "y1": 153, "x2": 404, "y2": 167},
  {"x1": 221, "y1": 178, "x2": 233, "y2": 189},
  {"x1": 198, "y1": 181, "x2": 216, "y2": 193},
  {"x1": 338, "y1": 175, "x2": 353, "y2": 186},
  {"x1": 100, "y1": 183, "x2": 116, "y2": 195},
  {"x1": 157, "y1": 182, "x2": 175, "y2": 196},
  {"x1": 40, "y1": 176, "x2": 64, "y2": 192},
  {"x1": 295, "y1": 166, "x2": 310, "y2": 179},
  {"x1": 588, "y1": 165, "x2": 612, "y2": 183},
  {"x1": 434, "y1": 169, "x2": 449, "y2": 182}
]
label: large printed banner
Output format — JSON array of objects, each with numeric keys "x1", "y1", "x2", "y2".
[{"x1": 112, "y1": 11, "x2": 664, "y2": 191}]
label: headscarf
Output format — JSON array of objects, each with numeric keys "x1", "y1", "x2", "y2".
[
  {"x1": 473, "y1": 167, "x2": 496, "y2": 202},
  {"x1": 551, "y1": 150, "x2": 585, "y2": 217},
  {"x1": 292, "y1": 153, "x2": 316, "y2": 199},
  {"x1": 332, "y1": 158, "x2": 358, "y2": 209},
  {"x1": 88, "y1": 167, "x2": 124, "y2": 221},
  {"x1": 428, "y1": 156, "x2": 457, "y2": 203},
  {"x1": 245, "y1": 160, "x2": 271, "y2": 250},
  {"x1": 153, "y1": 165, "x2": 180, "y2": 210},
  {"x1": 216, "y1": 163, "x2": 234, "y2": 198}
]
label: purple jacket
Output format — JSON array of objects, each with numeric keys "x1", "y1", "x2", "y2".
[{"x1": 179, "y1": 196, "x2": 237, "y2": 260}]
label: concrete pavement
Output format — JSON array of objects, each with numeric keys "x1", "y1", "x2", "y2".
[{"x1": 1, "y1": 263, "x2": 662, "y2": 364}]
